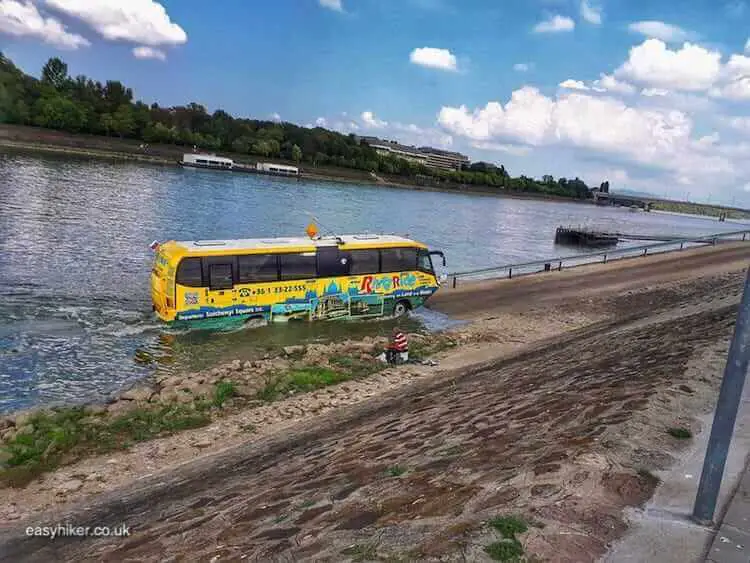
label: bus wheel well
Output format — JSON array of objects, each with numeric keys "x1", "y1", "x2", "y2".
[{"x1": 393, "y1": 300, "x2": 411, "y2": 317}]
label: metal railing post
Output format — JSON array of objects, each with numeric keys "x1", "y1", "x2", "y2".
[
  {"x1": 508, "y1": 268, "x2": 512, "y2": 279},
  {"x1": 452, "y1": 276, "x2": 457, "y2": 289},
  {"x1": 692, "y1": 266, "x2": 750, "y2": 525},
  {"x1": 603, "y1": 254, "x2": 607, "y2": 264}
]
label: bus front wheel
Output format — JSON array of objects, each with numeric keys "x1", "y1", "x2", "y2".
[{"x1": 393, "y1": 300, "x2": 411, "y2": 317}]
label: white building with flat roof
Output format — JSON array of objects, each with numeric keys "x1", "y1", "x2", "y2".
[{"x1": 418, "y1": 147, "x2": 470, "y2": 171}]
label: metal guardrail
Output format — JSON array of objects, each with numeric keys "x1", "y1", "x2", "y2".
[{"x1": 448, "y1": 229, "x2": 750, "y2": 288}]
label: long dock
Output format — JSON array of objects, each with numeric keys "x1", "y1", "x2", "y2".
[{"x1": 554, "y1": 226, "x2": 727, "y2": 247}]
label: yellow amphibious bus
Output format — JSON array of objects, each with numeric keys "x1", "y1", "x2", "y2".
[{"x1": 150, "y1": 229, "x2": 446, "y2": 326}]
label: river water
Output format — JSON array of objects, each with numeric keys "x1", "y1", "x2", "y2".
[{"x1": 0, "y1": 152, "x2": 745, "y2": 413}]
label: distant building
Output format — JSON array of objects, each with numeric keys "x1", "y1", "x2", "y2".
[
  {"x1": 418, "y1": 147, "x2": 470, "y2": 171},
  {"x1": 365, "y1": 139, "x2": 429, "y2": 166},
  {"x1": 359, "y1": 137, "x2": 468, "y2": 170}
]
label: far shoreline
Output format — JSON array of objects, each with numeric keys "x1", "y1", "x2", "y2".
[{"x1": 0, "y1": 138, "x2": 597, "y2": 206}]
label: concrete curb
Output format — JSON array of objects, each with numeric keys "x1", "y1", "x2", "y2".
[{"x1": 706, "y1": 461, "x2": 750, "y2": 563}]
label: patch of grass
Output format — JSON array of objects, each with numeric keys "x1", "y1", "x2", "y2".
[
  {"x1": 286, "y1": 367, "x2": 350, "y2": 392},
  {"x1": 0, "y1": 403, "x2": 211, "y2": 486},
  {"x1": 256, "y1": 373, "x2": 285, "y2": 402},
  {"x1": 667, "y1": 427, "x2": 692, "y2": 440},
  {"x1": 255, "y1": 366, "x2": 356, "y2": 403},
  {"x1": 488, "y1": 515, "x2": 528, "y2": 538},
  {"x1": 485, "y1": 515, "x2": 529, "y2": 562},
  {"x1": 240, "y1": 423, "x2": 256, "y2": 433},
  {"x1": 299, "y1": 499, "x2": 316, "y2": 509},
  {"x1": 273, "y1": 514, "x2": 288, "y2": 524},
  {"x1": 484, "y1": 539, "x2": 524, "y2": 562},
  {"x1": 341, "y1": 542, "x2": 378, "y2": 562},
  {"x1": 213, "y1": 381, "x2": 237, "y2": 407},
  {"x1": 385, "y1": 465, "x2": 407, "y2": 477},
  {"x1": 330, "y1": 355, "x2": 384, "y2": 378}
]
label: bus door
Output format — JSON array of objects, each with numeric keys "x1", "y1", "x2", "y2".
[{"x1": 203, "y1": 256, "x2": 236, "y2": 311}]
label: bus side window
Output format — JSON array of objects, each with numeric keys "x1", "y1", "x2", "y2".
[
  {"x1": 279, "y1": 253, "x2": 317, "y2": 281},
  {"x1": 349, "y1": 249, "x2": 379, "y2": 275},
  {"x1": 417, "y1": 250, "x2": 434, "y2": 274},
  {"x1": 208, "y1": 264, "x2": 233, "y2": 290},
  {"x1": 176, "y1": 257, "x2": 203, "y2": 287},
  {"x1": 238, "y1": 254, "x2": 279, "y2": 282},
  {"x1": 317, "y1": 248, "x2": 351, "y2": 277},
  {"x1": 380, "y1": 248, "x2": 417, "y2": 273}
]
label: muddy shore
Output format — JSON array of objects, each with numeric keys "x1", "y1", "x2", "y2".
[{"x1": 1, "y1": 244, "x2": 749, "y2": 562}]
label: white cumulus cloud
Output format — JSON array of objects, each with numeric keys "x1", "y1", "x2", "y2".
[
  {"x1": 580, "y1": 0, "x2": 602, "y2": 25},
  {"x1": 409, "y1": 46, "x2": 458, "y2": 71},
  {"x1": 132, "y1": 45, "x2": 165, "y2": 60},
  {"x1": 319, "y1": 0, "x2": 343, "y2": 11},
  {"x1": 615, "y1": 39, "x2": 722, "y2": 92},
  {"x1": 560, "y1": 79, "x2": 589, "y2": 91},
  {"x1": 436, "y1": 87, "x2": 733, "y2": 181},
  {"x1": 627, "y1": 21, "x2": 692, "y2": 42},
  {"x1": 0, "y1": 0, "x2": 89, "y2": 49},
  {"x1": 642, "y1": 88, "x2": 669, "y2": 97},
  {"x1": 44, "y1": 0, "x2": 186, "y2": 46},
  {"x1": 593, "y1": 73, "x2": 636, "y2": 94},
  {"x1": 513, "y1": 63, "x2": 531, "y2": 72},
  {"x1": 361, "y1": 111, "x2": 388, "y2": 128},
  {"x1": 314, "y1": 117, "x2": 328, "y2": 127},
  {"x1": 533, "y1": 14, "x2": 575, "y2": 33},
  {"x1": 270, "y1": 112, "x2": 282, "y2": 122}
]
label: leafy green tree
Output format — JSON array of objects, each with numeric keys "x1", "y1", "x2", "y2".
[
  {"x1": 100, "y1": 112, "x2": 114, "y2": 136},
  {"x1": 41, "y1": 58, "x2": 68, "y2": 90},
  {"x1": 231, "y1": 136, "x2": 253, "y2": 154},
  {"x1": 112, "y1": 104, "x2": 134, "y2": 137}
]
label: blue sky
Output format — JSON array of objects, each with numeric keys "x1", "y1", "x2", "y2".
[{"x1": 4, "y1": 0, "x2": 750, "y2": 205}]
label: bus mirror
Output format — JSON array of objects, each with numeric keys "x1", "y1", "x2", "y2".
[{"x1": 438, "y1": 274, "x2": 448, "y2": 284}]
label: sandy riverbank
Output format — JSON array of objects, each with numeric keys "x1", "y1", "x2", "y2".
[{"x1": 1, "y1": 244, "x2": 749, "y2": 562}]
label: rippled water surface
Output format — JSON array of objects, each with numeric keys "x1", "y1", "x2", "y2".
[{"x1": 0, "y1": 152, "x2": 744, "y2": 413}]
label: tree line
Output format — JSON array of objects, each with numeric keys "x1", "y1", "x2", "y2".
[{"x1": 0, "y1": 54, "x2": 597, "y2": 199}]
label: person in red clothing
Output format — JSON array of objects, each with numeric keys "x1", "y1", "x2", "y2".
[{"x1": 386, "y1": 326, "x2": 409, "y2": 365}]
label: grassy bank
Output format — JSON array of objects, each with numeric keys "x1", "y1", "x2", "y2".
[
  {"x1": 1, "y1": 346, "x2": 437, "y2": 487},
  {"x1": 0, "y1": 332, "x2": 462, "y2": 487}
]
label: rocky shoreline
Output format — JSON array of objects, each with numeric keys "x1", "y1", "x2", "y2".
[{"x1": 0, "y1": 332, "x2": 455, "y2": 481}]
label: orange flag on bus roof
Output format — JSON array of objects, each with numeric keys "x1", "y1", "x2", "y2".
[{"x1": 306, "y1": 223, "x2": 319, "y2": 239}]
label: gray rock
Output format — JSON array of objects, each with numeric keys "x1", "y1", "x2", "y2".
[
  {"x1": 106, "y1": 401, "x2": 140, "y2": 417},
  {"x1": 16, "y1": 424, "x2": 35, "y2": 436},
  {"x1": 55, "y1": 479, "x2": 83, "y2": 494},
  {"x1": 85, "y1": 404, "x2": 107, "y2": 416},
  {"x1": 283, "y1": 344, "x2": 306, "y2": 356},
  {"x1": 12, "y1": 410, "x2": 35, "y2": 428},
  {"x1": 191, "y1": 438, "x2": 213, "y2": 449},
  {"x1": 120, "y1": 385, "x2": 154, "y2": 403},
  {"x1": 230, "y1": 360, "x2": 242, "y2": 371}
]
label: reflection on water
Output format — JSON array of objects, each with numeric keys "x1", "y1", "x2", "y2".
[{"x1": 0, "y1": 152, "x2": 745, "y2": 413}]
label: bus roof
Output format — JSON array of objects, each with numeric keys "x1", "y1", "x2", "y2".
[{"x1": 170, "y1": 234, "x2": 428, "y2": 255}]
